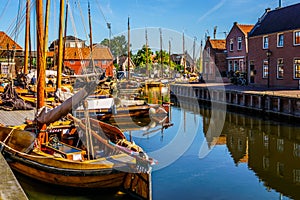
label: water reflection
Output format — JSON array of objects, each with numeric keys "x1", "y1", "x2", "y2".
[{"x1": 179, "y1": 100, "x2": 300, "y2": 200}]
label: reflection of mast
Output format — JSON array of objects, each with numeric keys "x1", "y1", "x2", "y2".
[
  {"x1": 24, "y1": 0, "x2": 30, "y2": 74},
  {"x1": 127, "y1": 16, "x2": 130, "y2": 80},
  {"x1": 57, "y1": 0, "x2": 65, "y2": 89}
]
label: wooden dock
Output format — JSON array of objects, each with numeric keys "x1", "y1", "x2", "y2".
[
  {"x1": 0, "y1": 153, "x2": 28, "y2": 200},
  {"x1": 0, "y1": 110, "x2": 35, "y2": 126},
  {"x1": 170, "y1": 83, "x2": 300, "y2": 120}
]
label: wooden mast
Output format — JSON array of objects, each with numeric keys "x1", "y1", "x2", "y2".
[
  {"x1": 44, "y1": 0, "x2": 51, "y2": 72},
  {"x1": 24, "y1": 0, "x2": 30, "y2": 74},
  {"x1": 57, "y1": 0, "x2": 65, "y2": 89},
  {"x1": 88, "y1": 2, "x2": 93, "y2": 52},
  {"x1": 127, "y1": 16, "x2": 130, "y2": 80},
  {"x1": 145, "y1": 28, "x2": 149, "y2": 78},
  {"x1": 183, "y1": 32, "x2": 186, "y2": 74},
  {"x1": 36, "y1": 0, "x2": 45, "y2": 109},
  {"x1": 160, "y1": 28, "x2": 163, "y2": 78}
]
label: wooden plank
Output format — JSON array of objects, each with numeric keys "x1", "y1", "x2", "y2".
[
  {"x1": 0, "y1": 153, "x2": 28, "y2": 200},
  {"x1": 0, "y1": 110, "x2": 35, "y2": 126}
]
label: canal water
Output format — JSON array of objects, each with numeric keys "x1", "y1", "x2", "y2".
[{"x1": 16, "y1": 101, "x2": 300, "y2": 200}]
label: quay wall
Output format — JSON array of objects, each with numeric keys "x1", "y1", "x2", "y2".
[{"x1": 170, "y1": 84, "x2": 300, "y2": 121}]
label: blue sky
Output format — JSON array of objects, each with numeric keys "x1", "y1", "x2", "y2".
[{"x1": 1, "y1": 0, "x2": 300, "y2": 56}]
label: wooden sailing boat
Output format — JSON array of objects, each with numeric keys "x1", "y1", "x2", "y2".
[{"x1": 0, "y1": 1, "x2": 152, "y2": 199}]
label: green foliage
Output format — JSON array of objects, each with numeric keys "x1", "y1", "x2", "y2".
[
  {"x1": 132, "y1": 45, "x2": 153, "y2": 70},
  {"x1": 100, "y1": 35, "x2": 128, "y2": 58}
]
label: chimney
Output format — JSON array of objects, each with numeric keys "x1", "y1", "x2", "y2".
[
  {"x1": 279, "y1": 0, "x2": 282, "y2": 8},
  {"x1": 213, "y1": 26, "x2": 217, "y2": 39}
]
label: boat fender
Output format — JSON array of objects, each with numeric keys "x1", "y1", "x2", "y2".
[
  {"x1": 0, "y1": 142, "x2": 5, "y2": 153},
  {"x1": 149, "y1": 107, "x2": 156, "y2": 115}
]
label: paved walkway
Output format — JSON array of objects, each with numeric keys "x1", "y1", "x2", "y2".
[
  {"x1": 0, "y1": 154, "x2": 28, "y2": 200},
  {"x1": 176, "y1": 83, "x2": 300, "y2": 98}
]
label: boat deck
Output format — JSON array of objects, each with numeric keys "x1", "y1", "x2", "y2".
[{"x1": 0, "y1": 153, "x2": 28, "y2": 200}]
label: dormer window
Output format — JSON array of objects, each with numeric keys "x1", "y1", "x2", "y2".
[
  {"x1": 263, "y1": 36, "x2": 269, "y2": 49},
  {"x1": 277, "y1": 33, "x2": 284, "y2": 47}
]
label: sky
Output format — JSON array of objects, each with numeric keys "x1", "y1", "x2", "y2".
[{"x1": 0, "y1": 0, "x2": 300, "y2": 57}]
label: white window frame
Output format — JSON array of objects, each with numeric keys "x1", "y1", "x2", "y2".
[
  {"x1": 263, "y1": 59, "x2": 269, "y2": 78},
  {"x1": 277, "y1": 58, "x2": 284, "y2": 79},
  {"x1": 237, "y1": 37, "x2": 242, "y2": 50},
  {"x1": 294, "y1": 58, "x2": 300, "y2": 79},
  {"x1": 263, "y1": 36, "x2": 269, "y2": 49},
  {"x1": 294, "y1": 30, "x2": 300, "y2": 46},
  {"x1": 229, "y1": 39, "x2": 234, "y2": 51},
  {"x1": 277, "y1": 33, "x2": 284, "y2": 47},
  {"x1": 228, "y1": 60, "x2": 233, "y2": 71}
]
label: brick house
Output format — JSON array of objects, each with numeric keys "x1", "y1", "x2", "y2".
[
  {"x1": 0, "y1": 31, "x2": 23, "y2": 77},
  {"x1": 202, "y1": 36, "x2": 227, "y2": 82},
  {"x1": 226, "y1": 22, "x2": 254, "y2": 79},
  {"x1": 64, "y1": 45, "x2": 114, "y2": 76},
  {"x1": 248, "y1": 3, "x2": 300, "y2": 88}
]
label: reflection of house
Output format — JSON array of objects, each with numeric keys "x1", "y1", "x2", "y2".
[
  {"x1": 248, "y1": 3, "x2": 300, "y2": 88},
  {"x1": 64, "y1": 46, "x2": 114, "y2": 76},
  {"x1": 0, "y1": 31, "x2": 23, "y2": 77},
  {"x1": 117, "y1": 55, "x2": 135, "y2": 72},
  {"x1": 248, "y1": 126, "x2": 300, "y2": 200},
  {"x1": 202, "y1": 36, "x2": 227, "y2": 82},
  {"x1": 226, "y1": 22, "x2": 254, "y2": 77}
]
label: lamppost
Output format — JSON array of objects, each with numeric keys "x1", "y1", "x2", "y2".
[{"x1": 266, "y1": 49, "x2": 272, "y2": 88}]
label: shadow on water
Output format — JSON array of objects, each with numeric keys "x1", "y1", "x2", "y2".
[{"x1": 15, "y1": 171, "x2": 131, "y2": 200}]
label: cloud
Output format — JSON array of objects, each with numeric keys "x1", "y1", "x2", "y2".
[{"x1": 197, "y1": 0, "x2": 226, "y2": 23}]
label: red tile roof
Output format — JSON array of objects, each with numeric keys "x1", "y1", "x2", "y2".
[
  {"x1": 0, "y1": 31, "x2": 22, "y2": 50},
  {"x1": 237, "y1": 24, "x2": 254, "y2": 35},
  {"x1": 210, "y1": 39, "x2": 226, "y2": 50},
  {"x1": 64, "y1": 46, "x2": 113, "y2": 60}
]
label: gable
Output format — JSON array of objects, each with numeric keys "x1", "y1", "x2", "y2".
[{"x1": 0, "y1": 31, "x2": 22, "y2": 50}]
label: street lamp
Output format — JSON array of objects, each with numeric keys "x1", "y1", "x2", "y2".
[{"x1": 266, "y1": 49, "x2": 272, "y2": 88}]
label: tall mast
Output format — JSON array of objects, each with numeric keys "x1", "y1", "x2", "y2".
[
  {"x1": 24, "y1": 0, "x2": 30, "y2": 74},
  {"x1": 36, "y1": 0, "x2": 45, "y2": 109},
  {"x1": 192, "y1": 37, "x2": 196, "y2": 72},
  {"x1": 145, "y1": 28, "x2": 149, "y2": 78},
  {"x1": 44, "y1": 0, "x2": 51, "y2": 72},
  {"x1": 88, "y1": 2, "x2": 93, "y2": 52},
  {"x1": 160, "y1": 28, "x2": 163, "y2": 78},
  {"x1": 169, "y1": 39, "x2": 171, "y2": 78},
  {"x1": 63, "y1": 3, "x2": 68, "y2": 64},
  {"x1": 183, "y1": 32, "x2": 186, "y2": 74},
  {"x1": 57, "y1": 0, "x2": 65, "y2": 89},
  {"x1": 127, "y1": 16, "x2": 130, "y2": 80}
]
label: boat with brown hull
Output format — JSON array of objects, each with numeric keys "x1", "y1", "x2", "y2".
[{"x1": 0, "y1": 116, "x2": 152, "y2": 199}]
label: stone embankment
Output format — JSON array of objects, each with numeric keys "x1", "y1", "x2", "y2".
[{"x1": 170, "y1": 83, "x2": 300, "y2": 120}]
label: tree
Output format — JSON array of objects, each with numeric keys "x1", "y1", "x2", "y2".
[
  {"x1": 100, "y1": 35, "x2": 128, "y2": 58},
  {"x1": 132, "y1": 45, "x2": 153, "y2": 72}
]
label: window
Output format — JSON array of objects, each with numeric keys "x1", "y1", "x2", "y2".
[
  {"x1": 1, "y1": 65, "x2": 9, "y2": 74},
  {"x1": 294, "y1": 143, "x2": 300, "y2": 157},
  {"x1": 263, "y1": 60, "x2": 269, "y2": 78},
  {"x1": 228, "y1": 60, "x2": 233, "y2": 71},
  {"x1": 294, "y1": 58, "x2": 300, "y2": 79},
  {"x1": 294, "y1": 31, "x2": 300, "y2": 45},
  {"x1": 263, "y1": 36, "x2": 269, "y2": 49},
  {"x1": 277, "y1": 139, "x2": 284, "y2": 152},
  {"x1": 293, "y1": 169, "x2": 300, "y2": 183},
  {"x1": 277, "y1": 33, "x2": 284, "y2": 47},
  {"x1": 239, "y1": 60, "x2": 244, "y2": 72},
  {"x1": 234, "y1": 60, "x2": 239, "y2": 71},
  {"x1": 237, "y1": 37, "x2": 242, "y2": 50},
  {"x1": 277, "y1": 162, "x2": 284, "y2": 177},
  {"x1": 277, "y1": 58, "x2": 284, "y2": 79},
  {"x1": 229, "y1": 39, "x2": 234, "y2": 51},
  {"x1": 69, "y1": 42, "x2": 75, "y2": 48},
  {"x1": 77, "y1": 43, "x2": 82, "y2": 48}
]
